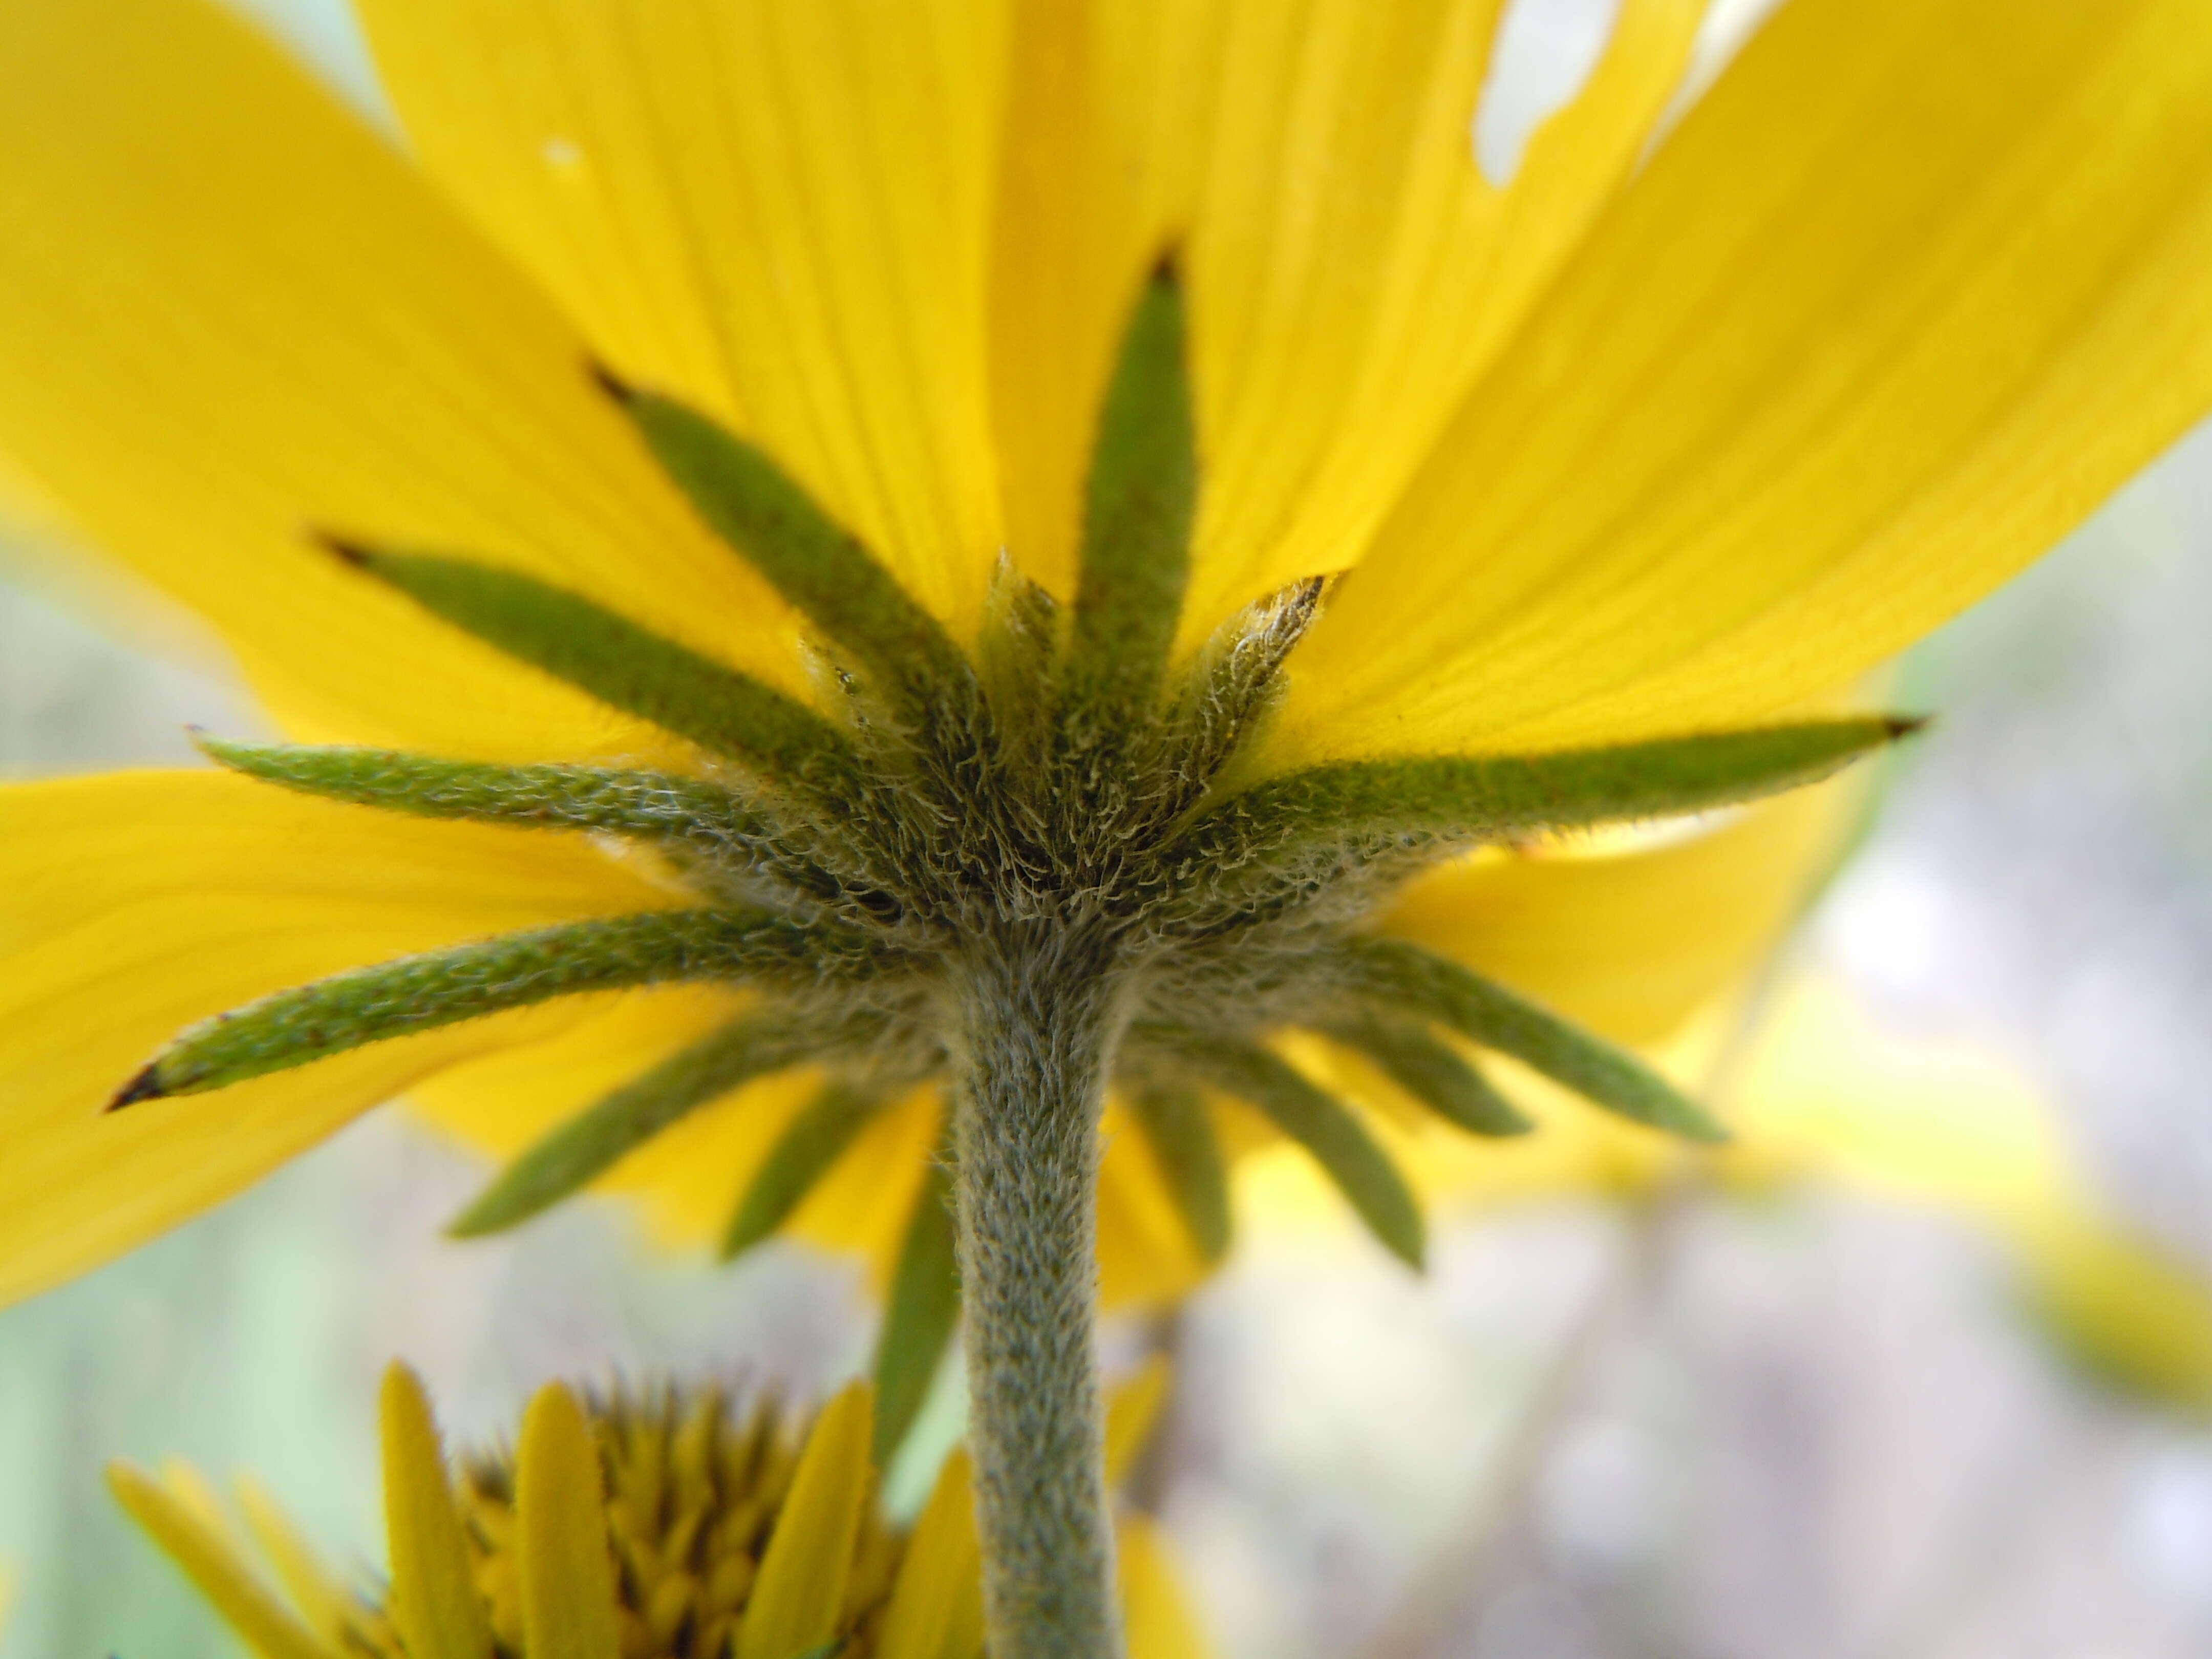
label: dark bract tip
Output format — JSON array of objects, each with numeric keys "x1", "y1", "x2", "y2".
[
  {"x1": 306, "y1": 526, "x2": 373, "y2": 568},
  {"x1": 1883, "y1": 714, "x2": 1932, "y2": 740},
  {"x1": 1148, "y1": 245, "x2": 1183, "y2": 288},
  {"x1": 586, "y1": 356, "x2": 639, "y2": 404},
  {"x1": 107, "y1": 1064, "x2": 165, "y2": 1112}
]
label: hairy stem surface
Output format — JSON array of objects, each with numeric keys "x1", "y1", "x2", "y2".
[{"x1": 952, "y1": 923, "x2": 1124, "y2": 1659}]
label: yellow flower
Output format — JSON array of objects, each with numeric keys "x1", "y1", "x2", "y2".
[
  {"x1": 0, "y1": 0, "x2": 1939, "y2": 1309},
  {"x1": 110, "y1": 1361, "x2": 1206, "y2": 1659},
  {"x1": 5, "y1": 0, "x2": 2180, "y2": 1290},
  {"x1": 7, "y1": 2, "x2": 2212, "y2": 1636}
]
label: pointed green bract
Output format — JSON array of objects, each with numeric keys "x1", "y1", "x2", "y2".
[
  {"x1": 451, "y1": 1011, "x2": 858, "y2": 1236},
  {"x1": 1325, "y1": 1017, "x2": 1533, "y2": 1138},
  {"x1": 719, "y1": 1079, "x2": 887, "y2": 1261},
  {"x1": 873, "y1": 1150, "x2": 961, "y2": 1465},
  {"x1": 1138, "y1": 1027, "x2": 1423, "y2": 1270},
  {"x1": 1188, "y1": 718, "x2": 1919, "y2": 854},
  {"x1": 1165, "y1": 577, "x2": 1325, "y2": 791},
  {"x1": 1337, "y1": 938, "x2": 1726, "y2": 1142},
  {"x1": 202, "y1": 738, "x2": 894, "y2": 920},
  {"x1": 602, "y1": 379, "x2": 972, "y2": 713},
  {"x1": 113, "y1": 909, "x2": 824, "y2": 1106},
  {"x1": 332, "y1": 544, "x2": 854, "y2": 785},
  {"x1": 199, "y1": 739, "x2": 756, "y2": 840},
  {"x1": 1062, "y1": 261, "x2": 1198, "y2": 739},
  {"x1": 1128, "y1": 1081, "x2": 1232, "y2": 1264}
]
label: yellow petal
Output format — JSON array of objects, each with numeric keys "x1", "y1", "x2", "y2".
[
  {"x1": 1382, "y1": 776, "x2": 1865, "y2": 1049},
  {"x1": 1103, "y1": 1356, "x2": 1172, "y2": 1487},
  {"x1": 739, "y1": 1381, "x2": 874, "y2": 1659},
  {"x1": 1117, "y1": 1513, "x2": 1211, "y2": 1659},
  {"x1": 995, "y1": 2, "x2": 1698, "y2": 628},
  {"x1": 1098, "y1": 1104, "x2": 1208, "y2": 1312},
  {"x1": 1280, "y1": 0, "x2": 2212, "y2": 761},
  {"x1": 417, "y1": 1006, "x2": 941, "y2": 1280},
  {"x1": 381, "y1": 1364, "x2": 495, "y2": 1659},
  {"x1": 0, "y1": 0, "x2": 802, "y2": 762},
  {"x1": 155, "y1": 1460, "x2": 250, "y2": 1546},
  {"x1": 1721, "y1": 978, "x2": 2068, "y2": 1217},
  {"x1": 403, "y1": 983, "x2": 777, "y2": 1219},
  {"x1": 516, "y1": 1383, "x2": 620, "y2": 1659},
  {"x1": 0, "y1": 770, "x2": 672, "y2": 1306},
  {"x1": 991, "y1": 0, "x2": 1700, "y2": 634},
  {"x1": 108, "y1": 1463, "x2": 341, "y2": 1659},
  {"x1": 356, "y1": 0, "x2": 1006, "y2": 635},
  {"x1": 876, "y1": 1448, "x2": 985, "y2": 1659},
  {"x1": 232, "y1": 1479, "x2": 355, "y2": 1653},
  {"x1": 985, "y1": 0, "x2": 1223, "y2": 601},
  {"x1": 2015, "y1": 1204, "x2": 2212, "y2": 1414},
  {"x1": 782, "y1": 1091, "x2": 942, "y2": 1279},
  {"x1": 1177, "y1": 0, "x2": 1703, "y2": 644}
]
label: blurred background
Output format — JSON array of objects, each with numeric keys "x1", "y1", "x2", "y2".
[{"x1": 6, "y1": 0, "x2": 2212, "y2": 1654}]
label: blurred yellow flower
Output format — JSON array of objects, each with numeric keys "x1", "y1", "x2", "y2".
[
  {"x1": 110, "y1": 1361, "x2": 1206, "y2": 1659},
  {"x1": 1257, "y1": 974, "x2": 2212, "y2": 1415}
]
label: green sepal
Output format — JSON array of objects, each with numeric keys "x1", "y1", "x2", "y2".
[
  {"x1": 1322, "y1": 1016, "x2": 1533, "y2": 1139},
  {"x1": 1186, "y1": 718, "x2": 1921, "y2": 853},
  {"x1": 327, "y1": 542, "x2": 854, "y2": 786},
  {"x1": 112, "y1": 909, "x2": 823, "y2": 1107},
  {"x1": 198, "y1": 738, "x2": 876, "y2": 912},
  {"x1": 598, "y1": 375, "x2": 972, "y2": 715},
  {"x1": 1127, "y1": 1081, "x2": 1232, "y2": 1264},
  {"x1": 450, "y1": 1010, "x2": 854, "y2": 1236},
  {"x1": 718, "y1": 1079, "x2": 885, "y2": 1261},
  {"x1": 198, "y1": 738, "x2": 756, "y2": 840},
  {"x1": 1136, "y1": 1026, "x2": 1423, "y2": 1270},
  {"x1": 1337, "y1": 938, "x2": 1726, "y2": 1143},
  {"x1": 1062, "y1": 259, "x2": 1197, "y2": 740},
  {"x1": 871, "y1": 1148, "x2": 962, "y2": 1466}
]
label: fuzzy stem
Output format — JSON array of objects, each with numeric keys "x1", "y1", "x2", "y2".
[{"x1": 952, "y1": 922, "x2": 1124, "y2": 1659}]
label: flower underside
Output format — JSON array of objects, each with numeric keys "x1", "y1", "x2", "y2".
[{"x1": 112, "y1": 262, "x2": 1908, "y2": 1451}]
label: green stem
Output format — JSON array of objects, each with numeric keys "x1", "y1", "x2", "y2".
[{"x1": 951, "y1": 923, "x2": 1124, "y2": 1659}]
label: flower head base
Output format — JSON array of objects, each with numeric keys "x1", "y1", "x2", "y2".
[
  {"x1": 111, "y1": 266, "x2": 1907, "y2": 1301},
  {"x1": 87, "y1": 260, "x2": 1913, "y2": 1490},
  {"x1": 110, "y1": 1362, "x2": 1203, "y2": 1659}
]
